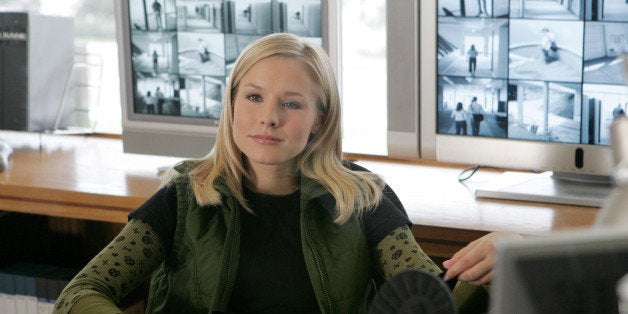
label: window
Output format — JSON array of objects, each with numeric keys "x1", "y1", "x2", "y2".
[
  {"x1": 341, "y1": 0, "x2": 387, "y2": 155},
  {"x1": 0, "y1": 0, "x2": 121, "y2": 134}
]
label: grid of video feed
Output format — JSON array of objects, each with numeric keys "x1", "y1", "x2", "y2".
[
  {"x1": 437, "y1": 0, "x2": 628, "y2": 145},
  {"x1": 127, "y1": 0, "x2": 322, "y2": 122}
]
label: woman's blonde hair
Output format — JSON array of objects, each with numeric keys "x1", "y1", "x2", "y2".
[{"x1": 167, "y1": 33, "x2": 384, "y2": 224}]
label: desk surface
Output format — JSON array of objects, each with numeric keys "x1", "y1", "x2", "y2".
[
  {"x1": 354, "y1": 158, "x2": 599, "y2": 235},
  {"x1": 0, "y1": 132, "x2": 182, "y2": 223},
  {"x1": 0, "y1": 131, "x2": 598, "y2": 237}
]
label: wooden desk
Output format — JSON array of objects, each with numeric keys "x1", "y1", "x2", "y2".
[
  {"x1": 351, "y1": 158, "x2": 599, "y2": 257},
  {"x1": 0, "y1": 131, "x2": 599, "y2": 258},
  {"x1": 0, "y1": 131, "x2": 182, "y2": 223}
]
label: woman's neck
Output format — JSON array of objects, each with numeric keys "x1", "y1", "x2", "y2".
[{"x1": 244, "y1": 163, "x2": 300, "y2": 196}]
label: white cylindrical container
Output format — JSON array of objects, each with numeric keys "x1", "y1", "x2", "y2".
[
  {"x1": 595, "y1": 118, "x2": 628, "y2": 226},
  {"x1": 619, "y1": 274, "x2": 628, "y2": 314},
  {"x1": 611, "y1": 117, "x2": 628, "y2": 166}
]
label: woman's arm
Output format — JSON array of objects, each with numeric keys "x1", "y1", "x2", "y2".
[
  {"x1": 375, "y1": 225, "x2": 498, "y2": 311},
  {"x1": 375, "y1": 225, "x2": 442, "y2": 279},
  {"x1": 53, "y1": 219, "x2": 165, "y2": 314}
]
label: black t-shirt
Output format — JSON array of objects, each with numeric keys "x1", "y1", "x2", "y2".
[
  {"x1": 227, "y1": 188, "x2": 319, "y2": 313},
  {"x1": 129, "y1": 182, "x2": 410, "y2": 312}
]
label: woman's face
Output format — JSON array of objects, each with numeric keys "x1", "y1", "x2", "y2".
[{"x1": 232, "y1": 55, "x2": 321, "y2": 171}]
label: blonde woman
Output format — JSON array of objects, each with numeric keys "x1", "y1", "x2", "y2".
[{"x1": 54, "y1": 33, "x2": 511, "y2": 313}]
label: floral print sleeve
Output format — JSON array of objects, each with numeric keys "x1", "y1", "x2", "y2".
[
  {"x1": 53, "y1": 219, "x2": 165, "y2": 314},
  {"x1": 375, "y1": 224, "x2": 443, "y2": 279}
]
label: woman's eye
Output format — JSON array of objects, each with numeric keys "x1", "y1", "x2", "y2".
[
  {"x1": 247, "y1": 94, "x2": 262, "y2": 102},
  {"x1": 283, "y1": 101, "x2": 301, "y2": 109}
]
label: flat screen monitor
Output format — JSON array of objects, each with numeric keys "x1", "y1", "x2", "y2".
[
  {"x1": 490, "y1": 227, "x2": 628, "y2": 314},
  {"x1": 388, "y1": 1, "x2": 628, "y2": 206},
  {"x1": 114, "y1": 0, "x2": 338, "y2": 158}
]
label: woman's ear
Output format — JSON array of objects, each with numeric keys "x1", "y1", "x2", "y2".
[
  {"x1": 311, "y1": 121, "x2": 322, "y2": 136},
  {"x1": 310, "y1": 112, "x2": 324, "y2": 136}
]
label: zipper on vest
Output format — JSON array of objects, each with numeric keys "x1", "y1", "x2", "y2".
[
  {"x1": 304, "y1": 230, "x2": 333, "y2": 312},
  {"x1": 217, "y1": 205, "x2": 240, "y2": 311}
]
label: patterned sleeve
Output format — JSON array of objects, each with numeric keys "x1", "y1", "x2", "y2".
[
  {"x1": 374, "y1": 224, "x2": 443, "y2": 279},
  {"x1": 375, "y1": 225, "x2": 489, "y2": 311},
  {"x1": 53, "y1": 219, "x2": 165, "y2": 314}
]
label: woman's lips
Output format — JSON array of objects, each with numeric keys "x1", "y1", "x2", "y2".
[{"x1": 250, "y1": 134, "x2": 282, "y2": 144}]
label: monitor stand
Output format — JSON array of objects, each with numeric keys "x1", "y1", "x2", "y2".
[{"x1": 474, "y1": 171, "x2": 613, "y2": 207}]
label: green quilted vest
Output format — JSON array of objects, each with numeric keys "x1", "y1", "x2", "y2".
[{"x1": 144, "y1": 162, "x2": 375, "y2": 313}]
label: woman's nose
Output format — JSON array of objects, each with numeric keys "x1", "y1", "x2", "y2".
[{"x1": 260, "y1": 105, "x2": 280, "y2": 127}]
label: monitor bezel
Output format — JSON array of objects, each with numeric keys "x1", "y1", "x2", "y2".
[{"x1": 417, "y1": 0, "x2": 615, "y2": 176}]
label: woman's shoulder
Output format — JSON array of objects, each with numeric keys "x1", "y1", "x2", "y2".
[
  {"x1": 341, "y1": 160, "x2": 370, "y2": 172},
  {"x1": 159, "y1": 160, "x2": 203, "y2": 186},
  {"x1": 173, "y1": 160, "x2": 201, "y2": 174}
]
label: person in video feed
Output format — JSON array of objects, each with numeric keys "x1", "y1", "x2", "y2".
[
  {"x1": 469, "y1": 96, "x2": 484, "y2": 136},
  {"x1": 468, "y1": 44, "x2": 479, "y2": 76},
  {"x1": 541, "y1": 27, "x2": 558, "y2": 63},
  {"x1": 451, "y1": 102, "x2": 469, "y2": 135}
]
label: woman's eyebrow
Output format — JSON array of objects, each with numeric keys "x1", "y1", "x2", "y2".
[
  {"x1": 242, "y1": 82, "x2": 263, "y2": 90},
  {"x1": 284, "y1": 91, "x2": 306, "y2": 98},
  {"x1": 242, "y1": 83, "x2": 306, "y2": 98}
]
